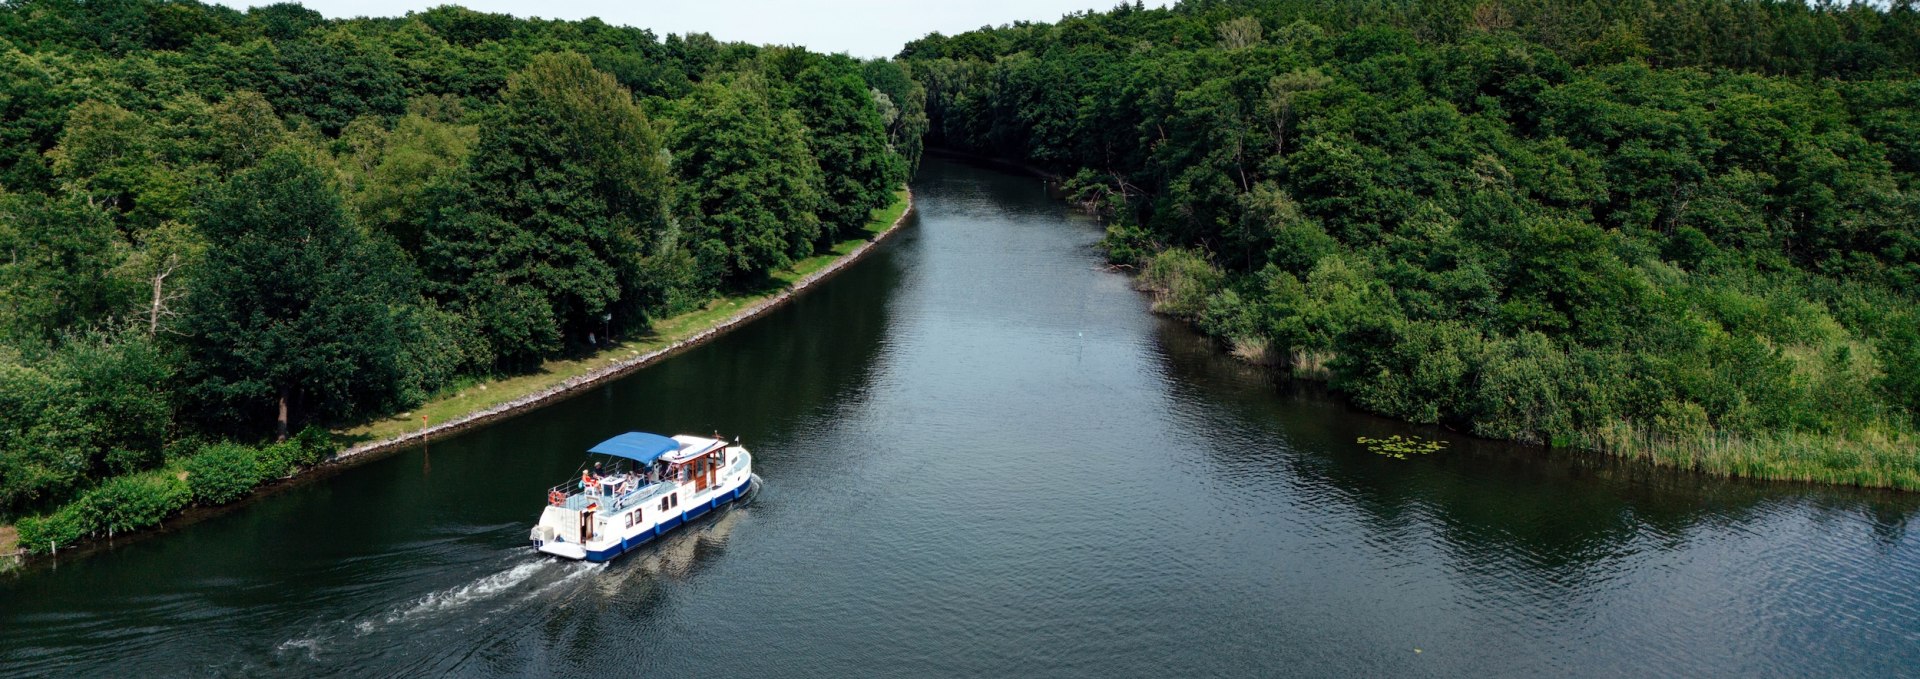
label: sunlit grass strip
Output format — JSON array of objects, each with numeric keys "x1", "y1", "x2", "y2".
[{"x1": 335, "y1": 188, "x2": 913, "y2": 450}]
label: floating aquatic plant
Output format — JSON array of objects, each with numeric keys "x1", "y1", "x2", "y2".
[{"x1": 1358, "y1": 435, "x2": 1446, "y2": 459}]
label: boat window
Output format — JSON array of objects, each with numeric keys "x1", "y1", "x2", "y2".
[
  {"x1": 671, "y1": 493, "x2": 679, "y2": 508},
  {"x1": 658, "y1": 497, "x2": 668, "y2": 511}
]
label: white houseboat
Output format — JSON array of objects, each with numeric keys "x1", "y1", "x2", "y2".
[{"x1": 529, "y1": 432, "x2": 754, "y2": 562}]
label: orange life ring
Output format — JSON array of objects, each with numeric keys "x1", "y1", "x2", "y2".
[{"x1": 548, "y1": 490, "x2": 565, "y2": 506}]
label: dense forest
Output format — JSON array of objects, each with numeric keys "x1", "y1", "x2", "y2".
[
  {"x1": 899, "y1": 0, "x2": 1920, "y2": 486},
  {"x1": 0, "y1": 0, "x2": 925, "y2": 550}
]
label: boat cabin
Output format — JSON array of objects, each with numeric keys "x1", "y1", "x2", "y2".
[
  {"x1": 544, "y1": 433, "x2": 733, "y2": 516},
  {"x1": 532, "y1": 431, "x2": 755, "y2": 561}
]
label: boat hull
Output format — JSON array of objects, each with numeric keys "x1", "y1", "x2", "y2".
[
  {"x1": 582, "y1": 474, "x2": 753, "y2": 562},
  {"x1": 532, "y1": 470, "x2": 753, "y2": 562}
]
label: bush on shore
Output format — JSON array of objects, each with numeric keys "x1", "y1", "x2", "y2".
[
  {"x1": 183, "y1": 443, "x2": 264, "y2": 506},
  {"x1": 16, "y1": 470, "x2": 189, "y2": 554},
  {"x1": 14, "y1": 427, "x2": 338, "y2": 554}
]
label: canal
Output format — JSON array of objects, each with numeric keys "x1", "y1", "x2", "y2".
[{"x1": 3, "y1": 157, "x2": 1918, "y2": 677}]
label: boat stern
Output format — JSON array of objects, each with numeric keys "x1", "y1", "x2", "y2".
[{"x1": 530, "y1": 505, "x2": 589, "y2": 560}]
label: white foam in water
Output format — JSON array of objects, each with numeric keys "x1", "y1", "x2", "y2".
[
  {"x1": 276, "y1": 637, "x2": 323, "y2": 661},
  {"x1": 379, "y1": 560, "x2": 552, "y2": 627},
  {"x1": 278, "y1": 556, "x2": 599, "y2": 663},
  {"x1": 521, "y1": 560, "x2": 603, "y2": 602}
]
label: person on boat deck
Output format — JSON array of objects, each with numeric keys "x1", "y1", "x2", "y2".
[{"x1": 581, "y1": 468, "x2": 596, "y2": 493}]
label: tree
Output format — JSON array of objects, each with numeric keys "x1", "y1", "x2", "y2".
[
  {"x1": 344, "y1": 111, "x2": 477, "y2": 253},
  {"x1": 863, "y1": 59, "x2": 929, "y2": 172},
  {"x1": 183, "y1": 148, "x2": 411, "y2": 439},
  {"x1": 263, "y1": 29, "x2": 407, "y2": 133},
  {"x1": 0, "y1": 44, "x2": 71, "y2": 192},
  {"x1": 671, "y1": 72, "x2": 824, "y2": 281},
  {"x1": 428, "y1": 52, "x2": 671, "y2": 364},
  {"x1": 1262, "y1": 69, "x2": 1329, "y2": 157},
  {"x1": 0, "y1": 191, "x2": 132, "y2": 342},
  {"x1": 117, "y1": 220, "x2": 206, "y2": 337},
  {"x1": 792, "y1": 60, "x2": 905, "y2": 240},
  {"x1": 1217, "y1": 17, "x2": 1263, "y2": 50},
  {"x1": 208, "y1": 90, "x2": 287, "y2": 171},
  {"x1": 47, "y1": 100, "x2": 159, "y2": 225}
]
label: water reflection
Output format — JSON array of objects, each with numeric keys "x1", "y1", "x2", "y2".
[{"x1": 1154, "y1": 301, "x2": 1920, "y2": 675}]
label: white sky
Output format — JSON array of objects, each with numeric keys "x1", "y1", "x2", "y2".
[{"x1": 214, "y1": 1, "x2": 1175, "y2": 59}]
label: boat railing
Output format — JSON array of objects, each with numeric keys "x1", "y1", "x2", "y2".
[{"x1": 545, "y1": 472, "x2": 671, "y2": 512}]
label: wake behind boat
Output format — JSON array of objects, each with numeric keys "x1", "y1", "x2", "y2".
[{"x1": 529, "y1": 432, "x2": 754, "y2": 562}]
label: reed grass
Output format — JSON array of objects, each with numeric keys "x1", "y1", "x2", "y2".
[
  {"x1": 1582, "y1": 421, "x2": 1920, "y2": 490},
  {"x1": 1230, "y1": 337, "x2": 1277, "y2": 365}
]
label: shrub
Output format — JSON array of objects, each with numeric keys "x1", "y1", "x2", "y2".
[
  {"x1": 1140, "y1": 248, "x2": 1222, "y2": 318},
  {"x1": 1469, "y1": 332, "x2": 1577, "y2": 444},
  {"x1": 183, "y1": 443, "x2": 263, "y2": 505},
  {"x1": 16, "y1": 504, "x2": 89, "y2": 554},
  {"x1": 255, "y1": 441, "x2": 301, "y2": 480},
  {"x1": 163, "y1": 434, "x2": 209, "y2": 464},
  {"x1": 15, "y1": 471, "x2": 192, "y2": 553},
  {"x1": 1100, "y1": 221, "x2": 1155, "y2": 266},
  {"x1": 293, "y1": 425, "x2": 337, "y2": 467},
  {"x1": 1200, "y1": 287, "x2": 1259, "y2": 340},
  {"x1": 49, "y1": 331, "x2": 174, "y2": 476},
  {"x1": 73, "y1": 471, "x2": 190, "y2": 537},
  {"x1": 1335, "y1": 319, "x2": 1487, "y2": 425},
  {"x1": 1878, "y1": 323, "x2": 1920, "y2": 423}
]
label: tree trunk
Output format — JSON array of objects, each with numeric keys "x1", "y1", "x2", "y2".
[
  {"x1": 149, "y1": 269, "x2": 165, "y2": 335},
  {"x1": 276, "y1": 388, "x2": 290, "y2": 442},
  {"x1": 145, "y1": 254, "x2": 179, "y2": 336}
]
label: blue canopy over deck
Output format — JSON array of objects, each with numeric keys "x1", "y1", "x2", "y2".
[{"x1": 587, "y1": 432, "x2": 680, "y2": 465}]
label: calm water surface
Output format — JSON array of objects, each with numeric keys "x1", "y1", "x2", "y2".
[{"x1": 4, "y1": 157, "x2": 1919, "y2": 677}]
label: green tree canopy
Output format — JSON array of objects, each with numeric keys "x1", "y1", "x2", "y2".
[
  {"x1": 671, "y1": 72, "x2": 823, "y2": 282},
  {"x1": 425, "y1": 51, "x2": 672, "y2": 366},
  {"x1": 182, "y1": 148, "x2": 411, "y2": 438},
  {"x1": 791, "y1": 58, "x2": 906, "y2": 240}
]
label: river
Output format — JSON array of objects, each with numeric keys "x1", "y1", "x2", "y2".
[{"x1": 3, "y1": 157, "x2": 1918, "y2": 677}]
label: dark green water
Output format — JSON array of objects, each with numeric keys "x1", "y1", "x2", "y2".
[{"x1": 4, "y1": 157, "x2": 1919, "y2": 677}]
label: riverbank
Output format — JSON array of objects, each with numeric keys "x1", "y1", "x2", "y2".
[
  {"x1": 920, "y1": 149, "x2": 1914, "y2": 493},
  {"x1": 2, "y1": 188, "x2": 913, "y2": 561},
  {"x1": 1131, "y1": 265, "x2": 1920, "y2": 492},
  {"x1": 332, "y1": 187, "x2": 914, "y2": 459}
]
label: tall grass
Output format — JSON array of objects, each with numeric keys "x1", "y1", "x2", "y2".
[{"x1": 1584, "y1": 421, "x2": 1920, "y2": 490}]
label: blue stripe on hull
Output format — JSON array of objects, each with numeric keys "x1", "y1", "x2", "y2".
[{"x1": 580, "y1": 478, "x2": 750, "y2": 562}]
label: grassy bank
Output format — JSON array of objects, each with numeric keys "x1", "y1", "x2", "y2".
[
  {"x1": 1582, "y1": 422, "x2": 1917, "y2": 490},
  {"x1": 10, "y1": 433, "x2": 333, "y2": 556},
  {"x1": 337, "y1": 187, "x2": 910, "y2": 447},
  {"x1": 7, "y1": 188, "x2": 912, "y2": 558},
  {"x1": 1133, "y1": 253, "x2": 1919, "y2": 492}
]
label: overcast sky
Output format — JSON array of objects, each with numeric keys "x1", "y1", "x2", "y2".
[{"x1": 214, "y1": 0, "x2": 1175, "y2": 59}]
